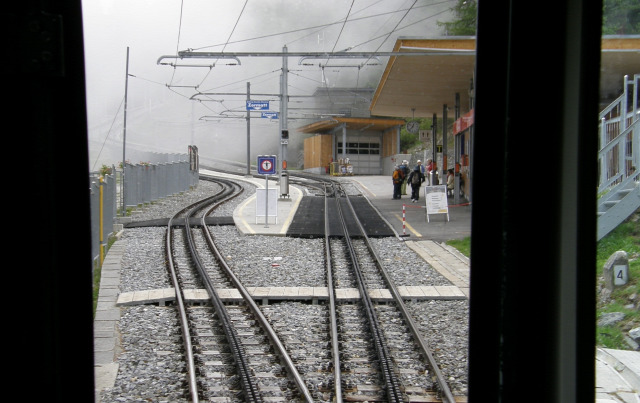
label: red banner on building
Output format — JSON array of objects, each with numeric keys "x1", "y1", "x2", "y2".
[{"x1": 453, "y1": 109, "x2": 474, "y2": 135}]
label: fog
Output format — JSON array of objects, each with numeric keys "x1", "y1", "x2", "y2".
[{"x1": 82, "y1": 0, "x2": 454, "y2": 171}]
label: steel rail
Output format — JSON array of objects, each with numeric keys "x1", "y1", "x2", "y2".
[
  {"x1": 341, "y1": 185, "x2": 457, "y2": 403},
  {"x1": 163, "y1": 177, "x2": 249, "y2": 402},
  {"x1": 200, "y1": 170, "x2": 456, "y2": 401},
  {"x1": 166, "y1": 207, "x2": 205, "y2": 403},
  {"x1": 333, "y1": 182, "x2": 404, "y2": 402},
  {"x1": 323, "y1": 182, "x2": 343, "y2": 403},
  {"x1": 200, "y1": 178, "x2": 314, "y2": 402},
  {"x1": 183, "y1": 179, "x2": 264, "y2": 402}
]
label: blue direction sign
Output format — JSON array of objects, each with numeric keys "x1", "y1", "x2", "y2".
[
  {"x1": 257, "y1": 155, "x2": 277, "y2": 175},
  {"x1": 246, "y1": 100, "x2": 270, "y2": 110},
  {"x1": 261, "y1": 111, "x2": 279, "y2": 119}
]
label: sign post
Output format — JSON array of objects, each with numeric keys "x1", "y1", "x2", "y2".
[
  {"x1": 257, "y1": 155, "x2": 277, "y2": 227},
  {"x1": 424, "y1": 185, "x2": 449, "y2": 222}
]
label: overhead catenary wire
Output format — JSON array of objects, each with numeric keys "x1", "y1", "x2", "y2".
[
  {"x1": 347, "y1": 5, "x2": 452, "y2": 52},
  {"x1": 189, "y1": 1, "x2": 452, "y2": 52},
  {"x1": 360, "y1": 0, "x2": 417, "y2": 66},
  {"x1": 321, "y1": 0, "x2": 355, "y2": 104},
  {"x1": 165, "y1": 1, "x2": 455, "y2": 90},
  {"x1": 285, "y1": 0, "x2": 388, "y2": 47},
  {"x1": 168, "y1": 0, "x2": 186, "y2": 87},
  {"x1": 132, "y1": 1, "x2": 459, "y2": 131},
  {"x1": 91, "y1": 96, "x2": 125, "y2": 171},
  {"x1": 176, "y1": 2, "x2": 454, "y2": 90},
  {"x1": 196, "y1": 0, "x2": 248, "y2": 89}
]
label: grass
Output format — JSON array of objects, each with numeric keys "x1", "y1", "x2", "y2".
[
  {"x1": 446, "y1": 237, "x2": 470, "y2": 257},
  {"x1": 595, "y1": 211, "x2": 640, "y2": 349},
  {"x1": 446, "y1": 211, "x2": 640, "y2": 351}
]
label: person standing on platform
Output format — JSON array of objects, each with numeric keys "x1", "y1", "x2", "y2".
[
  {"x1": 399, "y1": 160, "x2": 410, "y2": 195},
  {"x1": 392, "y1": 165, "x2": 405, "y2": 199},
  {"x1": 446, "y1": 168, "x2": 455, "y2": 196},
  {"x1": 407, "y1": 165, "x2": 425, "y2": 202},
  {"x1": 421, "y1": 159, "x2": 429, "y2": 184}
]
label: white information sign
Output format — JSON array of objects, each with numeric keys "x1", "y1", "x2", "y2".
[
  {"x1": 256, "y1": 188, "x2": 278, "y2": 224},
  {"x1": 424, "y1": 185, "x2": 449, "y2": 222}
]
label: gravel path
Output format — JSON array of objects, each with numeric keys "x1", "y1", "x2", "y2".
[{"x1": 99, "y1": 178, "x2": 469, "y2": 402}]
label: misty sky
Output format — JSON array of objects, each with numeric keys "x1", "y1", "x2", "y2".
[{"x1": 82, "y1": 0, "x2": 455, "y2": 170}]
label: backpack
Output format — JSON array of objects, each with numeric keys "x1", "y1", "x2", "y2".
[
  {"x1": 393, "y1": 169, "x2": 403, "y2": 183},
  {"x1": 411, "y1": 171, "x2": 421, "y2": 185},
  {"x1": 401, "y1": 165, "x2": 409, "y2": 177}
]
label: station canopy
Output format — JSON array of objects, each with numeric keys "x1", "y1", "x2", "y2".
[
  {"x1": 296, "y1": 36, "x2": 638, "y2": 131},
  {"x1": 368, "y1": 36, "x2": 639, "y2": 119},
  {"x1": 369, "y1": 37, "x2": 476, "y2": 119}
]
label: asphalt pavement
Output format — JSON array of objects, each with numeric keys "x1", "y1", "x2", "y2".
[{"x1": 344, "y1": 175, "x2": 471, "y2": 242}]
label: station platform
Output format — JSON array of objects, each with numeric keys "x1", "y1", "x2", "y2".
[
  {"x1": 209, "y1": 169, "x2": 472, "y2": 242},
  {"x1": 345, "y1": 174, "x2": 472, "y2": 242},
  {"x1": 200, "y1": 169, "x2": 304, "y2": 236}
]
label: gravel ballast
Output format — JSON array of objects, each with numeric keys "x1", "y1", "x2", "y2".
[{"x1": 99, "y1": 178, "x2": 469, "y2": 402}]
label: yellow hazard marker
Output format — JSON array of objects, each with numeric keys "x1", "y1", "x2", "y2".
[{"x1": 394, "y1": 213, "x2": 422, "y2": 237}]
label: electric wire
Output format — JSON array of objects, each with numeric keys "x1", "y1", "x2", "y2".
[
  {"x1": 200, "y1": 68, "x2": 281, "y2": 93},
  {"x1": 361, "y1": 0, "x2": 417, "y2": 66},
  {"x1": 91, "y1": 96, "x2": 124, "y2": 171},
  {"x1": 347, "y1": 5, "x2": 452, "y2": 52},
  {"x1": 119, "y1": 1, "x2": 457, "y2": 135},
  {"x1": 168, "y1": 0, "x2": 186, "y2": 87},
  {"x1": 167, "y1": 1, "x2": 453, "y2": 96},
  {"x1": 210, "y1": 2, "x2": 451, "y2": 105},
  {"x1": 320, "y1": 0, "x2": 355, "y2": 105},
  {"x1": 188, "y1": 2, "x2": 444, "y2": 52},
  {"x1": 284, "y1": 0, "x2": 387, "y2": 47},
  {"x1": 196, "y1": 0, "x2": 248, "y2": 89}
]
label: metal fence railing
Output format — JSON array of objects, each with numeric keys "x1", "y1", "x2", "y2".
[
  {"x1": 598, "y1": 74, "x2": 640, "y2": 192},
  {"x1": 596, "y1": 74, "x2": 640, "y2": 240},
  {"x1": 89, "y1": 150, "x2": 199, "y2": 269}
]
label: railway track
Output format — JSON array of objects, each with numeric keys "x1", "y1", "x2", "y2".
[
  {"x1": 321, "y1": 180, "x2": 456, "y2": 402},
  {"x1": 166, "y1": 176, "x2": 313, "y2": 401},
  {"x1": 107, "y1": 171, "x2": 464, "y2": 402}
]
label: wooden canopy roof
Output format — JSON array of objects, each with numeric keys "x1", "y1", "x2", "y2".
[{"x1": 369, "y1": 36, "x2": 639, "y2": 118}]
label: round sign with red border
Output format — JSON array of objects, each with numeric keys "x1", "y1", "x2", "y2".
[{"x1": 257, "y1": 155, "x2": 277, "y2": 175}]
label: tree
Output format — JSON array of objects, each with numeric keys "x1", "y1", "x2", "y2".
[
  {"x1": 603, "y1": 0, "x2": 640, "y2": 34},
  {"x1": 438, "y1": 0, "x2": 640, "y2": 36},
  {"x1": 437, "y1": 0, "x2": 477, "y2": 36}
]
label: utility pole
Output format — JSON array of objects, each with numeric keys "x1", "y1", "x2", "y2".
[
  {"x1": 246, "y1": 82, "x2": 251, "y2": 176},
  {"x1": 432, "y1": 113, "x2": 437, "y2": 185},
  {"x1": 121, "y1": 46, "x2": 129, "y2": 216},
  {"x1": 280, "y1": 46, "x2": 289, "y2": 197},
  {"x1": 443, "y1": 104, "x2": 448, "y2": 177}
]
